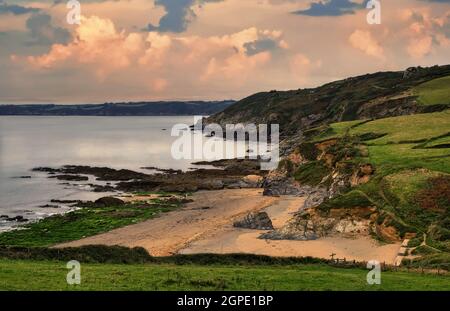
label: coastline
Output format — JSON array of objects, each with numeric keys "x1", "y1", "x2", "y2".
[{"x1": 54, "y1": 188, "x2": 402, "y2": 264}]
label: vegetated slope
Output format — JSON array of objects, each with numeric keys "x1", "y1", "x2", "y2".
[
  {"x1": 0, "y1": 101, "x2": 235, "y2": 116},
  {"x1": 271, "y1": 110, "x2": 450, "y2": 269},
  {"x1": 207, "y1": 65, "x2": 450, "y2": 139},
  {"x1": 414, "y1": 76, "x2": 450, "y2": 106}
]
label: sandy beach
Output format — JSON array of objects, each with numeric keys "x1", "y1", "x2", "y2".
[
  {"x1": 56, "y1": 189, "x2": 401, "y2": 264},
  {"x1": 56, "y1": 189, "x2": 277, "y2": 256}
]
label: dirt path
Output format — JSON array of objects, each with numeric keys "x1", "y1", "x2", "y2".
[{"x1": 55, "y1": 189, "x2": 279, "y2": 256}]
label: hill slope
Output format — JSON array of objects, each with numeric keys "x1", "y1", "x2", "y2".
[
  {"x1": 263, "y1": 110, "x2": 450, "y2": 269},
  {"x1": 207, "y1": 65, "x2": 450, "y2": 139},
  {"x1": 207, "y1": 65, "x2": 450, "y2": 269}
]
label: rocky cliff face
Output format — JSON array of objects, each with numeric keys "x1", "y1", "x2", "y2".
[{"x1": 260, "y1": 135, "x2": 378, "y2": 241}]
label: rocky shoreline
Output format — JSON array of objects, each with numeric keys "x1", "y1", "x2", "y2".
[
  {"x1": 1, "y1": 159, "x2": 267, "y2": 229},
  {"x1": 33, "y1": 159, "x2": 265, "y2": 193}
]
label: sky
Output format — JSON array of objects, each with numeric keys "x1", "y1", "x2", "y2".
[{"x1": 0, "y1": 0, "x2": 449, "y2": 103}]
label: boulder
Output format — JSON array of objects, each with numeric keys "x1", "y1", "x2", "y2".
[
  {"x1": 94, "y1": 196, "x2": 125, "y2": 207},
  {"x1": 233, "y1": 212, "x2": 274, "y2": 230},
  {"x1": 242, "y1": 175, "x2": 263, "y2": 187}
]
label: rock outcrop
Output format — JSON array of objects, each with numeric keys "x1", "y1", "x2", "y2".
[
  {"x1": 260, "y1": 207, "x2": 375, "y2": 241},
  {"x1": 94, "y1": 197, "x2": 125, "y2": 207},
  {"x1": 233, "y1": 212, "x2": 274, "y2": 230}
]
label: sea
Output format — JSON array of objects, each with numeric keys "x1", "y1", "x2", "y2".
[{"x1": 0, "y1": 115, "x2": 220, "y2": 232}]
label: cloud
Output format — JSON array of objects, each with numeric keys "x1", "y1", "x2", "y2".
[
  {"x1": 293, "y1": 0, "x2": 365, "y2": 17},
  {"x1": 402, "y1": 8, "x2": 450, "y2": 58},
  {"x1": 290, "y1": 53, "x2": 322, "y2": 83},
  {"x1": 0, "y1": 2, "x2": 39, "y2": 15},
  {"x1": 26, "y1": 13, "x2": 71, "y2": 45},
  {"x1": 243, "y1": 30, "x2": 287, "y2": 56},
  {"x1": 244, "y1": 39, "x2": 278, "y2": 56},
  {"x1": 407, "y1": 36, "x2": 433, "y2": 58},
  {"x1": 19, "y1": 15, "x2": 285, "y2": 86},
  {"x1": 23, "y1": 15, "x2": 146, "y2": 79},
  {"x1": 147, "y1": 0, "x2": 223, "y2": 33},
  {"x1": 349, "y1": 29, "x2": 384, "y2": 59}
]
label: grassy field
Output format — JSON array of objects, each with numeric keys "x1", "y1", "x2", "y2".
[
  {"x1": 414, "y1": 76, "x2": 450, "y2": 106},
  {"x1": 349, "y1": 110, "x2": 450, "y2": 145},
  {"x1": 0, "y1": 199, "x2": 182, "y2": 247},
  {"x1": 322, "y1": 110, "x2": 450, "y2": 175},
  {"x1": 0, "y1": 259, "x2": 448, "y2": 291}
]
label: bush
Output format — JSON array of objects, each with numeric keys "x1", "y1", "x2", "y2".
[
  {"x1": 294, "y1": 161, "x2": 330, "y2": 186},
  {"x1": 297, "y1": 142, "x2": 320, "y2": 161},
  {"x1": 407, "y1": 237, "x2": 422, "y2": 248},
  {"x1": 0, "y1": 246, "x2": 336, "y2": 266},
  {"x1": 405, "y1": 253, "x2": 450, "y2": 271},
  {"x1": 318, "y1": 190, "x2": 372, "y2": 212},
  {"x1": 0, "y1": 245, "x2": 153, "y2": 264},
  {"x1": 411, "y1": 245, "x2": 440, "y2": 255}
]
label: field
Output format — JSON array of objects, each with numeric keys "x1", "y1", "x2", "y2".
[
  {"x1": 414, "y1": 76, "x2": 450, "y2": 106},
  {"x1": 0, "y1": 259, "x2": 448, "y2": 291},
  {"x1": 321, "y1": 110, "x2": 450, "y2": 175}
]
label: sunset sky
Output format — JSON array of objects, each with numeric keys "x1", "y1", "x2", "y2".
[{"x1": 1, "y1": 0, "x2": 449, "y2": 103}]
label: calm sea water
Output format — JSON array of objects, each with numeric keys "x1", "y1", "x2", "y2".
[{"x1": 0, "y1": 116, "x2": 201, "y2": 231}]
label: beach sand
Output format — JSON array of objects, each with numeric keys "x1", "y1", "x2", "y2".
[
  {"x1": 56, "y1": 189, "x2": 401, "y2": 264},
  {"x1": 56, "y1": 189, "x2": 278, "y2": 256}
]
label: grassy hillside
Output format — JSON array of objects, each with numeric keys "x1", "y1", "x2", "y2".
[
  {"x1": 207, "y1": 65, "x2": 450, "y2": 138},
  {"x1": 0, "y1": 259, "x2": 448, "y2": 291},
  {"x1": 347, "y1": 110, "x2": 450, "y2": 175},
  {"x1": 415, "y1": 76, "x2": 450, "y2": 106},
  {"x1": 283, "y1": 110, "x2": 450, "y2": 268}
]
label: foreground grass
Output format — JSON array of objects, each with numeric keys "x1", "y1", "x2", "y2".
[
  {"x1": 0, "y1": 200, "x2": 181, "y2": 248},
  {"x1": 0, "y1": 259, "x2": 448, "y2": 291}
]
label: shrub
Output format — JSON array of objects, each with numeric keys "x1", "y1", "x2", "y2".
[
  {"x1": 294, "y1": 161, "x2": 330, "y2": 186},
  {"x1": 318, "y1": 190, "x2": 372, "y2": 212}
]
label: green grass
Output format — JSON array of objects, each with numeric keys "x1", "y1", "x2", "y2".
[
  {"x1": 317, "y1": 111, "x2": 450, "y2": 175},
  {"x1": 0, "y1": 201, "x2": 181, "y2": 248},
  {"x1": 422, "y1": 134, "x2": 450, "y2": 148},
  {"x1": 0, "y1": 259, "x2": 449, "y2": 291},
  {"x1": 294, "y1": 161, "x2": 330, "y2": 186},
  {"x1": 414, "y1": 76, "x2": 450, "y2": 106},
  {"x1": 367, "y1": 144, "x2": 450, "y2": 175},
  {"x1": 349, "y1": 110, "x2": 450, "y2": 145},
  {"x1": 318, "y1": 190, "x2": 372, "y2": 212},
  {"x1": 383, "y1": 170, "x2": 442, "y2": 206},
  {"x1": 312, "y1": 120, "x2": 368, "y2": 142}
]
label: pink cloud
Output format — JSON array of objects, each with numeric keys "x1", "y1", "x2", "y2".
[{"x1": 349, "y1": 29, "x2": 385, "y2": 60}]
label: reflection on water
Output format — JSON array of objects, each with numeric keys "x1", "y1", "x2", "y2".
[{"x1": 0, "y1": 116, "x2": 199, "y2": 231}]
